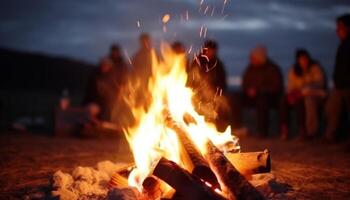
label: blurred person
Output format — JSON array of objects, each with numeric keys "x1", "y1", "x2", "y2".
[
  {"x1": 132, "y1": 33, "x2": 154, "y2": 84},
  {"x1": 187, "y1": 40, "x2": 229, "y2": 131},
  {"x1": 93, "y1": 58, "x2": 120, "y2": 121},
  {"x1": 280, "y1": 49, "x2": 327, "y2": 140},
  {"x1": 109, "y1": 44, "x2": 129, "y2": 85},
  {"x1": 231, "y1": 45, "x2": 283, "y2": 137},
  {"x1": 84, "y1": 43, "x2": 128, "y2": 109},
  {"x1": 171, "y1": 41, "x2": 186, "y2": 55},
  {"x1": 171, "y1": 41, "x2": 190, "y2": 72},
  {"x1": 324, "y1": 14, "x2": 350, "y2": 142}
]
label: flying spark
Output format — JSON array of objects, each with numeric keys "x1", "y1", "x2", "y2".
[
  {"x1": 162, "y1": 14, "x2": 171, "y2": 24},
  {"x1": 137, "y1": 20, "x2": 141, "y2": 28}
]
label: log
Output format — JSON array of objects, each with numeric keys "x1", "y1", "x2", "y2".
[
  {"x1": 225, "y1": 150, "x2": 271, "y2": 176},
  {"x1": 109, "y1": 172, "x2": 129, "y2": 189},
  {"x1": 164, "y1": 112, "x2": 220, "y2": 189},
  {"x1": 205, "y1": 141, "x2": 265, "y2": 200},
  {"x1": 153, "y1": 157, "x2": 226, "y2": 200},
  {"x1": 142, "y1": 176, "x2": 162, "y2": 199}
]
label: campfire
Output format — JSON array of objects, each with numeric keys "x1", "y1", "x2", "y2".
[{"x1": 107, "y1": 43, "x2": 270, "y2": 200}]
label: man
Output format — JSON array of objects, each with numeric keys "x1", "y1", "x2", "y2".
[
  {"x1": 132, "y1": 33, "x2": 154, "y2": 84},
  {"x1": 188, "y1": 40, "x2": 229, "y2": 131},
  {"x1": 325, "y1": 14, "x2": 350, "y2": 142},
  {"x1": 231, "y1": 46, "x2": 283, "y2": 137},
  {"x1": 109, "y1": 44, "x2": 129, "y2": 86},
  {"x1": 84, "y1": 44, "x2": 127, "y2": 121}
]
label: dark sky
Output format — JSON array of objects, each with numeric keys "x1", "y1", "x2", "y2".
[{"x1": 1, "y1": 0, "x2": 349, "y2": 83}]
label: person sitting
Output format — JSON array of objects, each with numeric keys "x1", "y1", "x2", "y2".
[
  {"x1": 280, "y1": 49, "x2": 327, "y2": 140},
  {"x1": 187, "y1": 40, "x2": 230, "y2": 131},
  {"x1": 231, "y1": 45, "x2": 283, "y2": 137},
  {"x1": 324, "y1": 13, "x2": 350, "y2": 143}
]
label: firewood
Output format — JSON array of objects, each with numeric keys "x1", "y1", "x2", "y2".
[
  {"x1": 225, "y1": 150, "x2": 271, "y2": 176},
  {"x1": 164, "y1": 112, "x2": 220, "y2": 189},
  {"x1": 142, "y1": 176, "x2": 162, "y2": 199},
  {"x1": 205, "y1": 141, "x2": 266, "y2": 200},
  {"x1": 109, "y1": 172, "x2": 129, "y2": 189},
  {"x1": 153, "y1": 157, "x2": 227, "y2": 200}
]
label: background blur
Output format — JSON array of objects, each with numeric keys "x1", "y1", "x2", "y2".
[{"x1": 0, "y1": 0, "x2": 349, "y2": 130}]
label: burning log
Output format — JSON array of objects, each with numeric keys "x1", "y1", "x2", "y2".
[
  {"x1": 164, "y1": 111, "x2": 220, "y2": 189},
  {"x1": 142, "y1": 176, "x2": 162, "y2": 199},
  {"x1": 109, "y1": 172, "x2": 129, "y2": 189},
  {"x1": 205, "y1": 141, "x2": 266, "y2": 200},
  {"x1": 226, "y1": 150, "x2": 271, "y2": 176},
  {"x1": 153, "y1": 157, "x2": 226, "y2": 200}
]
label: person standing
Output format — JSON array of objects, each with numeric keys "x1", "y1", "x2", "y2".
[
  {"x1": 187, "y1": 40, "x2": 229, "y2": 131},
  {"x1": 324, "y1": 14, "x2": 350, "y2": 142},
  {"x1": 132, "y1": 33, "x2": 154, "y2": 85}
]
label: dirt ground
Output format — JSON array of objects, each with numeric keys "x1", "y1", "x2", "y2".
[{"x1": 0, "y1": 132, "x2": 349, "y2": 200}]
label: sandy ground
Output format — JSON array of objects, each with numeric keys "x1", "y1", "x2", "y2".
[{"x1": 0, "y1": 132, "x2": 349, "y2": 200}]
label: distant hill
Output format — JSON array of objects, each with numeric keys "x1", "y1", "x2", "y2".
[{"x1": 0, "y1": 47, "x2": 96, "y2": 93}]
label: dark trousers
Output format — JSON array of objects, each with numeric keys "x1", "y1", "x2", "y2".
[
  {"x1": 231, "y1": 92, "x2": 280, "y2": 136},
  {"x1": 279, "y1": 96, "x2": 306, "y2": 136},
  {"x1": 325, "y1": 89, "x2": 350, "y2": 139}
]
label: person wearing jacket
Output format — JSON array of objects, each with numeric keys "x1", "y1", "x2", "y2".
[
  {"x1": 280, "y1": 49, "x2": 327, "y2": 140},
  {"x1": 187, "y1": 40, "x2": 229, "y2": 131},
  {"x1": 324, "y1": 14, "x2": 350, "y2": 142},
  {"x1": 231, "y1": 46, "x2": 283, "y2": 137}
]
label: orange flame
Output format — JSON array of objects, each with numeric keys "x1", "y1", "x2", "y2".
[{"x1": 121, "y1": 42, "x2": 239, "y2": 192}]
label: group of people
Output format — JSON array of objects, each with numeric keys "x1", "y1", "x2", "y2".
[
  {"x1": 232, "y1": 14, "x2": 350, "y2": 142},
  {"x1": 83, "y1": 13, "x2": 350, "y2": 142}
]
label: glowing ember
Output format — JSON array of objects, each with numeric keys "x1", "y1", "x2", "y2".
[{"x1": 162, "y1": 14, "x2": 171, "y2": 24}]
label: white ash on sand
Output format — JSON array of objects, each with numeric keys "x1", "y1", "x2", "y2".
[{"x1": 52, "y1": 161, "x2": 131, "y2": 200}]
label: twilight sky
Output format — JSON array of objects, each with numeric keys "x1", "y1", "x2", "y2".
[{"x1": 1, "y1": 0, "x2": 349, "y2": 81}]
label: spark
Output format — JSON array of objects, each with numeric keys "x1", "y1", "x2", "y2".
[
  {"x1": 206, "y1": 60, "x2": 218, "y2": 72},
  {"x1": 201, "y1": 54, "x2": 210, "y2": 62},
  {"x1": 211, "y1": 7, "x2": 215, "y2": 16},
  {"x1": 162, "y1": 14, "x2": 171, "y2": 24},
  {"x1": 203, "y1": 27, "x2": 208, "y2": 38},
  {"x1": 199, "y1": 25, "x2": 204, "y2": 37},
  {"x1": 221, "y1": 14, "x2": 229, "y2": 20},
  {"x1": 221, "y1": 0, "x2": 228, "y2": 14},
  {"x1": 204, "y1": 5, "x2": 209, "y2": 15},
  {"x1": 137, "y1": 20, "x2": 141, "y2": 28},
  {"x1": 187, "y1": 45, "x2": 193, "y2": 54},
  {"x1": 124, "y1": 49, "x2": 132, "y2": 65}
]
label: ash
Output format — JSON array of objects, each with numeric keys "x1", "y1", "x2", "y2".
[{"x1": 52, "y1": 160, "x2": 285, "y2": 200}]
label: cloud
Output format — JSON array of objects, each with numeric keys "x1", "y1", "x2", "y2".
[{"x1": 182, "y1": 18, "x2": 270, "y2": 31}]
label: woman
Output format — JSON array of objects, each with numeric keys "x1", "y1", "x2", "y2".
[{"x1": 280, "y1": 49, "x2": 327, "y2": 140}]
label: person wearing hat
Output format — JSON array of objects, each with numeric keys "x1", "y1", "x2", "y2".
[{"x1": 324, "y1": 13, "x2": 350, "y2": 142}]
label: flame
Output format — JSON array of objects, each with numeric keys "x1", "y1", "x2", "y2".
[{"x1": 121, "y1": 42, "x2": 239, "y2": 192}]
